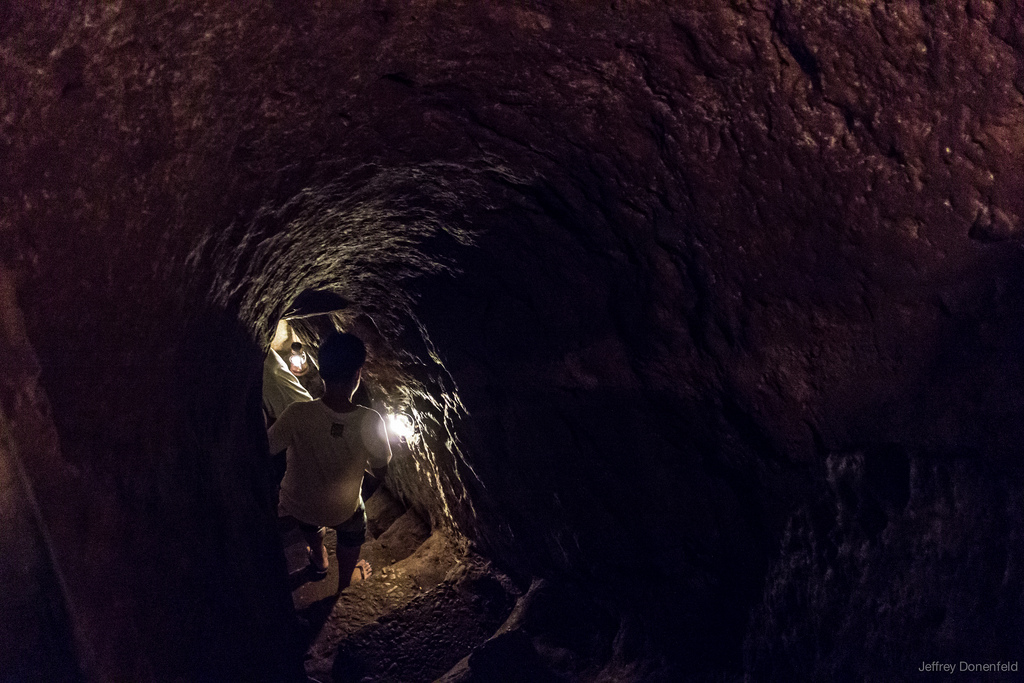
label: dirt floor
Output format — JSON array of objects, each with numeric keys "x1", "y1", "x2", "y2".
[{"x1": 280, "y1": 487, "x2": 520, "y2": 683}]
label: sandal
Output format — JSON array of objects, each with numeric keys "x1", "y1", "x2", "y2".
[{"x1": 353, "y1": 559, "x2": 371, "y2": 582}]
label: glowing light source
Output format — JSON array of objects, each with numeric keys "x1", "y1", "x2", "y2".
[
  {"x1": 388, "y1": 413, "x2": 415, "y2": 441},
  {"x1": 288, "y1": 342, "x2": 308, "y2": 376}
]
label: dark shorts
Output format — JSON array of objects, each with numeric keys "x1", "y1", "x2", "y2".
[{"x1": 297, "y1": 503, "x2": 367, "y2": 548}]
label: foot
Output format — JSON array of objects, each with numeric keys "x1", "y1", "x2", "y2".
[
  {"x1": 352, "y1": 559, "x2": 371, "y2": 583},
  {"x1": 307, "y1": 546, "x2": 329, "y2": 579}
]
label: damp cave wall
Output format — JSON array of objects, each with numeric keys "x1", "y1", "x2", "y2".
[{"x1": 2, "y1": 1, "x2": 1024, "y2": 680}]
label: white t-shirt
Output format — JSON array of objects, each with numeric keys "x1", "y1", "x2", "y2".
[{"x1": 268, "y1": 402, "x2": 392, "y2": 526}]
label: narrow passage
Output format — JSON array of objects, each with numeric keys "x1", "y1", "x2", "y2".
[{"x1": 284, "y1": 486, "x2": 517, "y2": 683}]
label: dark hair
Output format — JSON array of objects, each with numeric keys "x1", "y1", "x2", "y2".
[{"x1": 317, "y1": 332, "x2": 366, "y2": 383}]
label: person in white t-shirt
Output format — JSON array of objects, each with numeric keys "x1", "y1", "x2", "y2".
[{"x1": 268, "y1": 332, "x2": 391, "y2": 591}]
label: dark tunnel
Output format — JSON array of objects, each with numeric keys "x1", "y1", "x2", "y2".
[{"x1": 2, "y1": 2, "x2": 1024, "y2": 681}]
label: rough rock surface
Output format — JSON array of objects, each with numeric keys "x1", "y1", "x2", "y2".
[
  {"x1": 0, "y1": 404, "x2": 81, "y2": 683},
  {"x1": 746, "y1": 448, "x2": 1024, "y2": 680},
  {"x1": 331, "y1": 564, "x2": 516, "y2": 683},
  {"x1": 2, "y1": 1, "x2": 1023, "y2": 680}
]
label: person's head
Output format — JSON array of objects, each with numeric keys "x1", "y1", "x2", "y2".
[{"x1": 317, "y1": 332, "x2": 366, "y2": 393}]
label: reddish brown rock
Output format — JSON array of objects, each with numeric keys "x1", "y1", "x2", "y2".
[{"x1": 1, "y1": 1, "x2": 1022, "y2": 680}]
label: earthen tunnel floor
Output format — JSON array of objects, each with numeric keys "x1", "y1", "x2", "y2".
[{"x1": 281, "y1": 487, "x2": 517, "y2": 683}]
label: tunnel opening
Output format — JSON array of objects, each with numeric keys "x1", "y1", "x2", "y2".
[
  {"x1": 201, "y1": 150, "x2": 772, "y2": 680},
  {"x1": 194, "y1": 156, "x2": 545, "y2": 678},
  {"x1": 193, "y1": 149, "x2": 735, "y2": 680}
]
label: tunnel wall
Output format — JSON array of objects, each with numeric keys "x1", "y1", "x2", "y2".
[
  {"x1": 2, "y1": 0, "x2": 1023, "y2": 679},
  {"x1": 0, "y1": 270, "x2": 82, "y2": 682}
]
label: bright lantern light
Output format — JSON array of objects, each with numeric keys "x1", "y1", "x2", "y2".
[
  {"x1": 288, "y1": 342, "x2": 308, "y2": 376},
  {"x1": 388, "y1": 413, "x2": 415, "y2": 441}
]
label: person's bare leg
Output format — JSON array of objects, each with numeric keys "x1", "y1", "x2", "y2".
[
  {"x1": 334, "y1": 544, "x2": 361, "y2": 592},
  {"x1": 302, "y1": 526, "x2": 328, "y2": 572}
]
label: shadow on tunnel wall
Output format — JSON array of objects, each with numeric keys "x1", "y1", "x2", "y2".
[
  {"x1": 2, "y1": 258, "x2": 307, "y2": 680},
  {"x1": 155, "y1": 307, "x2": 306, "y2": 682},
  {"x1": 742, "y1": 250, "x2": 1024, "y2": 680},
  {"x1": 408, "y1": 204, "x2": 1024, "y2": 677}
]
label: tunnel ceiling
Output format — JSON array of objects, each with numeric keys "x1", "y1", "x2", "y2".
[{"x1": 2, "y1": 1, "x2": 1024, "y2": 680}]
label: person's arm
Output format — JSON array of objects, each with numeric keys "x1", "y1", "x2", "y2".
[
  {"x1": 361, "y1": 410, "x2": 392, "y2": 498},
  {"x1": 363, "y1": 464, "x2": 388, "y2": 499},
  {"x1": 267, "y1": 404, "x2": 293, "y2": 455}
]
